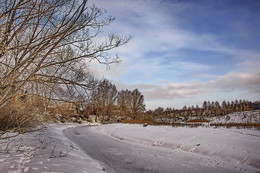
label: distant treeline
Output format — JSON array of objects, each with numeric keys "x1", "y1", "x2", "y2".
[{"x1": 146, "y1": 100, "x2": 260, "y2": 117}]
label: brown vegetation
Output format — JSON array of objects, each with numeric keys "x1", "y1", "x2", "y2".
[
  {"x1": 210, "y1": 123, "x2": 260, "y2": 128},
  {"x1": 122, "y1": 119, "x2": 160, "y2": 125},
  {"x1": 0, "y1": 98, "x2": 41, "y2": 139},
  {"x1": 0, "y1": 0, "x2": 131, "y2": 134},
  {"x1": 187, "y1": 119, "x2": 210, "y2": 123},
  {"x1": 170, "y1": 122, "x2": 260, "y2": 129}
]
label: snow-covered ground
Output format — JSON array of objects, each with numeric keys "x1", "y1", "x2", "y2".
[
  {"x1": 1, "y1": 121, "x2": 260, "y2": 172},
  {"x1": 89, "y1": 124, "x2": 260, "y2": 171},
  {"x1": 0, "y1": 123, "x2": 105, "y2": 173},
  {"x1": 210, "y1": 110, "x2": 260, "y2": 124}
]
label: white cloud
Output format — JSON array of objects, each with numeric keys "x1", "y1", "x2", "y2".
[
  {"x1": 86, "y1": 0, "x2": 260, "y2": 109},
  {"x1": 114, "y1": 69, "x2": 260, "y2": 109},
  {"x1": 208, "y1": 72, "x2": 260, "y2": 93},
  {"x1": 88, "y1": 0, "x2": 258, "y2": 83}
]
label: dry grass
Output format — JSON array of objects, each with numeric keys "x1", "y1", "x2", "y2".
[
  {"x1": 210, "y1": 123, "x2": 260, "y2": 128},
  {"x1": 0, "y1": 98, "x2": 42, "y2": 139},
  {"x1": 187, "y1": 119, "x2": 210, "y2": 123},
  {"x1": 171, "y1": 122, "x2": 260, "y2": 129},
  {"x1": 122, "y1": 119, "x2": 160, "y2": 125}
]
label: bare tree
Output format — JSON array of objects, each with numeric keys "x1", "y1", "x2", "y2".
[
  {"x1": 153, "y1": 107, "x2": 164, "y2": 116},
  {"x1": 0, "y1": 0, "x2": 130, "y2": 109},
  {"x1": 117, "y1": 89, "x2": 132, "y2": 117},
  {"x1": 117, "y1": 89, "x2": 145, "y2": 119},
  {"x1": 91, "y1": 79, "x2": 118, "y2": 118},
  {"x1": 165, "y1": 107, "x2": 173, "y2": 115},
  {"x1": 202, "y1": 101, "x2": 207, "y2": 110},
  {"x1": 0, "y1": 0, "x2": 131, "y2": 135},
  {"x1": 130, "y1": 89, "x2": 145, "y2": 119}
]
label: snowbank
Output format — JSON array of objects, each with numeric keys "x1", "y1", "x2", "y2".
[
  {"x1": 210, "y1": 110, "x2": 260, "y2": 124},
  {"x1": 0, "y1": 123, "x2": 104, "y2": 173},
  {"x1": 89, "y1": 123, "x2": 260, "y2": 170}
]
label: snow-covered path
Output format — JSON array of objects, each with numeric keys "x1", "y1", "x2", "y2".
[{"x1": 64, "y1": 125, "x2": 260, "y2": 173}]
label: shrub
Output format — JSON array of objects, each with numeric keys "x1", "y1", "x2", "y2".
[{"x1": 0, "y1": 98, "x2": 42, "y2": 138}]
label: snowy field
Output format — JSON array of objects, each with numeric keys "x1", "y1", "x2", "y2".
[{"x1": 88, "y1": 124, "x2": 260, "y2": 171}]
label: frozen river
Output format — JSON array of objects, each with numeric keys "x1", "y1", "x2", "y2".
[{"x1": 64, "y1": 125, "x2": 259, "y2": 173}]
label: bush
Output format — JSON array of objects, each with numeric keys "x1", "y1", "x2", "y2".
[{"x1": 0, "y1": 98, "x2": 42, "y2": 137}]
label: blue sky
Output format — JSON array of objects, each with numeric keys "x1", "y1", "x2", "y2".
[{"x1": 89, "y1": 0, "x2": 260, "y2": 109}]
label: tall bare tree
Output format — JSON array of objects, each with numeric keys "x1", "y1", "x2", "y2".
[
  {"x1": 117, "y1": 89, "x2": 145, "y2": 119},
  {"x1": 117, "y1": 89, "x2": 132, "y2": 117},
  {"x1": 91, "y1": 79, "x2": 118, "y2": 118},
  {"x1": 0, "y1": 0, "x2": 130, "y2": 109}
]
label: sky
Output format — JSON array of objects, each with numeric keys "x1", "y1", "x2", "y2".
[{"x1": 88, "y1": 0, "x2": 260, "y2": 110}]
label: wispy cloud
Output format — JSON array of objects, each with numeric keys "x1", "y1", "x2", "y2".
[
  {"x1": 126, "y1": 69, "x2": 260, "y2": 108},
  {"x1": 88, "y1": 0, "x2": 260, "y2": 109}
]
